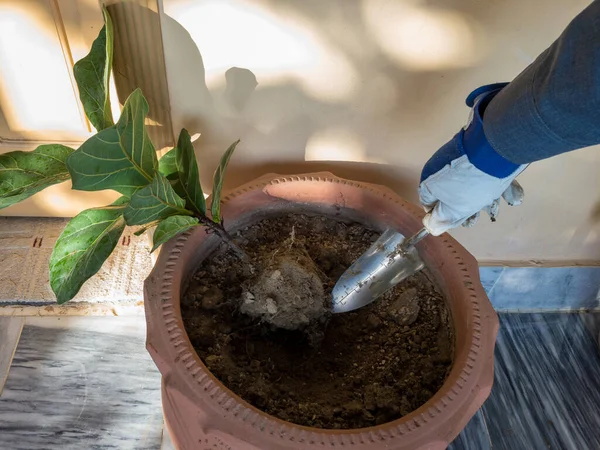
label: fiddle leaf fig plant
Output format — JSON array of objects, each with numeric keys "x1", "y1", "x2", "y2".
[{"x1": 0, "y1": 6, "x2": 242, "y2": 304}]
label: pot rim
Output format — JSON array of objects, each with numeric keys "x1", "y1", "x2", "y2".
[{"x1": 145, "y1": 172, "x2": 498, "y2": 448}]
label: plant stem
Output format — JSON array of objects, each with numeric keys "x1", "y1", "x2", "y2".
[{"x1": 195, "y1": 214, "x2": 249, "y2": 262}]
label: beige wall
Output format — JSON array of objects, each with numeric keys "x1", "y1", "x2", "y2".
[
  {"x1": 1, "y1": 0, "x2": 598, "y2": 263},
  {"x1": 160, "y1": 0, "x2": 600, "y2": 263}
]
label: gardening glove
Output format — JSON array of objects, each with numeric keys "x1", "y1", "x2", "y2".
[{"x1": 419, "y1": 83, "x2": 527, "y2": 236}]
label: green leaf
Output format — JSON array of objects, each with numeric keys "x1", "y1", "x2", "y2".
[
  {"x1": 0, "y1": 145, "x2": 74, "y2": 209},
  {"x1": 151, "y1": 215, "x2": 199, "y2": 252},
  {"x1": 0, "y1": 187, "x2": 44, "y2": 209},
  {"x1": 211, "y1": 139, "x2": 239, "y2": 223},
  {"x1": 67, "y1": 89, "x2": 157, "y2": 196},
  {"x1": 124, "y1": 173, "x2": 192, "y2": 226},
  {"x1": 110, "y1": 196, "x2": 130, "y2": 207},
  {"x1": 158, "y1": 148, "x2": 177, "y2": 177},
  {"x1": 157, "y1": 131, "x2": 206, "y2": 214},
  {"x1": 175, "y1": 129, "x2": 206, "y2": 214},
  {"x1": 73, "y1": 6, "x2": 114, "y2": 131},
  {"x1": 49, "y1": 201, "x2": 127, "y2": 304},
  {"x1": 0, "y1": 145, "x2": 74, "y2": 197}
]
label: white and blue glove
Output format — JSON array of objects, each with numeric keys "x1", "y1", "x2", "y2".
[{"x1": 419, "y1": 84, "x2": 527, "y2": 236}]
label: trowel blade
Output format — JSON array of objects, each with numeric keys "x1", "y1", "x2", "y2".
[{"x1": 331, "y1": 229, "x2": 425, "y2": 313}]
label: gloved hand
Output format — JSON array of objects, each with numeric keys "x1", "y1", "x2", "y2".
[{"x1": 419, "y1": 83, "x2": 527, "y2": 236}]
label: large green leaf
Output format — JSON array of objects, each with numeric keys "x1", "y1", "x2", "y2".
[
  {"x1": 211, "y1": 139, "x2": 239, "y2": 222},
  {"x1": 157, "y1": 130, "x2": 206, "y2": 214},
  {"x1": 151, "y1": 215, "x2": 199, "y2": 252},
  {"x1": 49, "y1": 198, "x2": 128, "y2": 304},
  {"x1": 0, "y1": 145, "x2": 74, "y2": 209},
  {"x1": 175, "y1": 129, "x2": 206, "y2": 214},
  {"x1": 73, "y1": 6, "x2": 114, "y2": 131},
  {"x1": 67, "y1": 89, "x2": 157, "y2": 196},
  {"x1": 124, "y1": 173, "x2": 191, "y2": 225}
]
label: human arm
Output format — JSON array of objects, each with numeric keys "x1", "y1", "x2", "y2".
[{"x1": 419, "y1": 1, "x2": 600, "y2": 235}]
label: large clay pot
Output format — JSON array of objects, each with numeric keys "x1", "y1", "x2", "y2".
[{"x1": 144, "y1": 173, "x2": 498, "y2": 450}]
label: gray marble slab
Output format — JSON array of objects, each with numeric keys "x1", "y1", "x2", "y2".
[
  {"x1": 478, "y1": 266, "x2": 504, "y2": 294},
  {"x1": 0, "y1": 317, "x2": 163, "y2": 450},
  {"x1": 481, "y1": 313, "x2": 600, "y2": 449},
  {"x1": 580, "y1": 312, "x2": 600, "y2": 346},
  {"x1": 483, "y1": 266, "x2": 600, "y2": 311}
]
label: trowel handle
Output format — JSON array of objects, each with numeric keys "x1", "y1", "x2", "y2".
[{"x1": 399, "y1": 227, "x2": 429, "y2": 252}]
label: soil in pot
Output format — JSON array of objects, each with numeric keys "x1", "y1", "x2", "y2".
[{"x1": 181, "y1": 214, "x2": 454, "y2": 430}]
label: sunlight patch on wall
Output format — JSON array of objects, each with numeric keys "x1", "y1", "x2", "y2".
[
  {"x1": 0, "y1": 4, "x2": 87, "y2": 135},
  {"x1": 30, "y1": 183, "x2": 119, "y2": 217},
  {"x1": 165, "y1": 0, "x2": 358, "y2": 102},
  {"x1": 305, "y1": 128, "x2": 384, "y2": 163},
  {"x1": 362, "y1": 0, "x2": 482, "y2": 71}
]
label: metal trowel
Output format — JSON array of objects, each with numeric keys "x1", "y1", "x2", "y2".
[{"x1": 331, "y1": 227, "x2": 430, "y2": 313}]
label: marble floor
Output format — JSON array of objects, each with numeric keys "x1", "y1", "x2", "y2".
[
  {"x1": 0, "y1": 317, "x2": 163, "y2": 450},
  {"x1": 449, "y1": 313, "x2": 600, "y2": 450},
  {"x1": 0, "y1": 313, "x2": 598, "y2": 450}
]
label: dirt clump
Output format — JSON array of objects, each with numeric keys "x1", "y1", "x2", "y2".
[
  {"x1": 386, "y1": 287, "x2": 420, "y2": 326},
  {"x1": 240, "y1": 251, "x2": 329, "y2": 331}
]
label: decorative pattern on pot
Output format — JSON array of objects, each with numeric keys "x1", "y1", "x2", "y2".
[{"x1": 144, "y1": 172, "x2": 498, "y2": 450}]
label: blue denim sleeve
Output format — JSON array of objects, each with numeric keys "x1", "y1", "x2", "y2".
[{"x1": 483, "y1": 1, "x2": 600, "y2": 164}]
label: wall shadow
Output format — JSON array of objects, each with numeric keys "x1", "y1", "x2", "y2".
[{"x1": 158, "y1": 4, "x2": 457, "y2": 202}]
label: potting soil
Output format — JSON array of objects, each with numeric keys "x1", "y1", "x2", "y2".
[{"x1": 182, "y1": 214, "x2": 454, "y2": 429}]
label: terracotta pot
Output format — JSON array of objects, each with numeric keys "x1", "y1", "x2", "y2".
[{"x1": 144, "y1": 172, "x2": 498, "y2": 450}]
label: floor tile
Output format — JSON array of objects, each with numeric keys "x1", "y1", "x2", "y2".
[
  {"x1": 447, "y1": 410, "x2": 492, "y2": 450},
  {"x1": 0, "y1": 317, "x2": 163, "y2": 450},
  {"x1": 0, "y1": 317, "x2": 24, "y2": 394},
  {"x1": 478, "y1": 266, "x2": 504, "y2": 294},
  {"x1": 482, "y1": 313, "x2": 600, "y2": 449},
  {"x1": 580, "y1": 312, "x2": 600, "y2": 346},
  {"x1": 487, "y1": 267, "x2": 600, "y2": 311}
]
